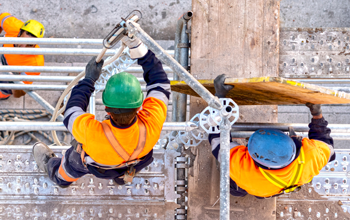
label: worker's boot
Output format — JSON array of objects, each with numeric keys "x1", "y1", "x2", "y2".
[
  {"x1": 0, "y1": 90, "x2": 11, "y2": 100},
  {"x1": 113, "y1": 176, "x2": 126, "y2": 186},
  {"x1": 32, "y1": 142, "x2": 57, "y2": 174}
]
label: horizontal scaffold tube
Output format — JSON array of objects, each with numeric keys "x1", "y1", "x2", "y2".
[
  {"x1": 231, "y1": 123, "x2": 350, "y2": 133},
  {"x1": 0, "y1": 37, "x2": 103, "y2": 45},
  {"x1": 0, "y1": 47, "x2": 174, "y2": 56},
  {"x1": 0, "y1": 121, "x2": 349, "y2": 133},
  {"x1": 0, "y1": 66, "x2": 173, "y2": 74},
  {"x1": 0, "y1": 121, "x2": 198, "y2": 131},
  {"x1": 231, "y1": 131, "x2": 350, "y2": 140},
  {"x1": 0, "y1": 83, "x2": 347, "y2": 92},
  {"x1": 0, "y1": 83, "x2": 146, "y2": 91},
  {"x1": 95, "y1": 99, "x2": 190, "y2": 105},
  {"x1": 0, "y1": 75, "x2": 173, "y2": 83}
]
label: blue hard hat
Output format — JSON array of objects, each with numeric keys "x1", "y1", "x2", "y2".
[{"x1": 248, "y1": 129, "x2": 296, "y2": 169}]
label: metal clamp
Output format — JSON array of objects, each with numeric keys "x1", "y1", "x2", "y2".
[
  {"x1": 166, "y1": 99, "x2": 239, "y2": 148},
  {"x1": 199, "y1": 98, "x2": 239, "y2": 134}
]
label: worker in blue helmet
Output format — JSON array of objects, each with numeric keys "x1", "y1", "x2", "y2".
[{"x1": 208, "y1": 74, "x2": 335, "y2": 198}]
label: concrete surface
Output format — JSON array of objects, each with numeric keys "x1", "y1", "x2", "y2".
[
  {"x1": 280, "y1": 0, "x2": 350, "y2": 28},
  {"x1": 1, "y1": 0, "x2": 349, "y2": 41},
  {"x1": 0, "y1": 0, "x2": 191, "y2": 40}
]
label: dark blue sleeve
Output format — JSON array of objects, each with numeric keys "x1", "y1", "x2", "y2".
[
  {"x1": 208, "y1": 134, "x2": 221, "y2": 145},
  {"x1": 138, "y1": 50, "x2": 170, "y2": 99},
  {"x1": 308, "y1": 117, "x2": 335, "y2": 161},
  {"x1": 63, "y1": 78, "x2": 95, "y2": 128}
]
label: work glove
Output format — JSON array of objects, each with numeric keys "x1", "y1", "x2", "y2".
[
  {"x1": 305, "y1": 102, "x2": 322, "y2": 116},
  {"x1": 288, "y1": 126, "x2": 303, "y2": 142},
  {"x1": 122, "y1": 35, "x2": 148, "y2": 59},
  {"x1": 214, "y1": 74, "x2": 234, "y2": 98},
  {"x1": 85, "y1": 56, "x2": 104, "y2": 82}
]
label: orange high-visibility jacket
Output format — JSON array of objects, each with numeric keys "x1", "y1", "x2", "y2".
[
  {"x1": 71, "y1": 97, "x2": 167, "y2": 165},
  {"x1": 228, "y1": 138, "x2": 331, "y2": 197},
  {"x1": 0, "y1": 12, "x2": 44, "y2": 84}
]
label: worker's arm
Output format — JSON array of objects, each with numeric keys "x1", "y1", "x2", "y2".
[
  {"x1": 214, "y1": 74, "x2": 234, "y2": 98},
  {"x1": 306, "y1": 103, "x2": 335, "y2": 162},
  {"x1": 122, "y1": 35, "x2": 170, "y2": 105},
  {"x1": 138, "y1": 50, "x2": 170, "y2": 104},
  {"x1": 208, "y1": 75, "x2": 237, "y2": 161},
  {"x1": 63, "y1": 57, "x2": 104, "y2": 136},
  {"x1": 209, "y1": 134, "x2": 239, "y2": 163},
  {"x1": 0, "y1": 13, "x2": 23, "y2": 36},
  {"x1": 12, "y1": 89, "x2": 26, "y2": 98}
]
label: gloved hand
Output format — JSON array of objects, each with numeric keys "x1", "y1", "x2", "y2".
[
  {"x1": 122, "y1": 35, "x2": 148, "y2": 59},
  {"x1": 305, "y1": 102, "x2": 322, "y2": 116},
  {"x1": 85, "y1": 56, "x2": 104, "y2": 82},
  {"x1": 214, "y1": 74, "x2": 234, "y2": 98},
  {"x1": 288, "y1": 126, "x2": 303, "y2": 144}
]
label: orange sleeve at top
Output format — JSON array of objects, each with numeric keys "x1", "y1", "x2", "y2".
[{"x1": 0, "y1": 12, "x2": 23, "y2": 37}]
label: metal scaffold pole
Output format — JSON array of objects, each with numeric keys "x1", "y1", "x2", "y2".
[{"x1": 219, "y1": 115, "x2": 231, "y2": 220}]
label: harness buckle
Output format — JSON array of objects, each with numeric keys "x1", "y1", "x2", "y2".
[{"x1": 123, "y1": 166, "x2": 136, "y2": 183}]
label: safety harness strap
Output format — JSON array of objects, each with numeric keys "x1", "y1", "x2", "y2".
[
  {"x1": 101, "y1": 117, "x2": 147, "y2": 162},
  {"x1": 259, "y1": 147, "x2": 305, "y2": 194},
  {"x1": 129, "y1": 119, "x2": 147, "y2": 161},
  {"x1": 101, "y1": 122, "x2": 130, "y2": 161}
]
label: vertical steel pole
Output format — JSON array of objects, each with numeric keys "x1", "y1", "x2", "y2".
[
  {"x1": 177, "y1": 21, "x2": 190, "y2": 122},
  {"x1": 89, "y1": 92, "x2": 96, "y2": 115},
  {"x1": 172, "y1": 15, "x2": 181, "y2": 122},
  {"x1": 219, "y1": 116, "x2": 231, "y2": 220}
]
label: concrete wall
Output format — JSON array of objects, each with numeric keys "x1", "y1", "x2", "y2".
[
  {"x1": 280, "y1": 0, "x2": 350, "y2": 28},
  {"x1": 0, "y1": 0, "x2": 191, "y2": 40},
  {"x1": 1, "y1": 0, "x2": 349, "y2": 39}
]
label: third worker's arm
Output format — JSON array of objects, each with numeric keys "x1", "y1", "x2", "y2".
[
  {"x1": 209, "y1": 74, "x2": 236, "y2": 162},
  {"x1": 306, "y1": 103, "x2": 335, "y2": 162}
]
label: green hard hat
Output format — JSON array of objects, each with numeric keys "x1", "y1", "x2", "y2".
[{"x1": 102, "y1": 72, "x2": 144, "y2": 109}]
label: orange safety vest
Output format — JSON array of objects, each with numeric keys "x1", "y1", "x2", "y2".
[
  {"x1": 0, "y1": 12, "x2": 44, "y2": 84},
  {"x1": 229, "y1": 138, "x2": 331, "y2": 197},
  {"x1": 71, "y1": 97, "x2": 167, "y2": 166}
]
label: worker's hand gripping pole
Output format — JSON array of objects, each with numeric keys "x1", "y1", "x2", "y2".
[
  {"x1": 96, "y1": 10, "x2": 142, "y2": 63},
  {"x1": 125, "y1": 20, "x2": 223, "y2": 110}
]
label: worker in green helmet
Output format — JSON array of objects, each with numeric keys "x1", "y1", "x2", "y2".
[{"x1": 32, "y1": 34, "x2": 171, "y2": 187}]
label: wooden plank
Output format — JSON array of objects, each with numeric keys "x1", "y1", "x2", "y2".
[{"x1": 172, "y1": 77, "x2": 350, "y2": 105}]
